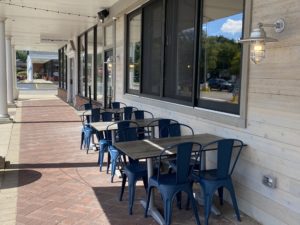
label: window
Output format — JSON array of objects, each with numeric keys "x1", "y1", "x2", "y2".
[
  {"x1": 197, "y1": 0, "x2": 244, "y2": 114},
  {"x1": 126, "y1": 10, "x2": 141, "y2": 93},
  {"x1": 141, "y1": 0, "x2": 163, "y2": 96},
  {"x1": 97, "y1": 26, "x2": 104, "y2": 102},
  {"x1": 164, "y1": 0, "x2": 196, "y2": 102},
  {"x1": 126, "y1": 0, "x2": 246, "y2": 116},
  {"x1": 58, "y1": 46, "x2": 67, "y2": 90},
  {"x1": 87, "y1": 29, "x2": 94, "y2": 98},
  {"x1": 79, "y1": 34, "x2": 86, "y2": 97}
]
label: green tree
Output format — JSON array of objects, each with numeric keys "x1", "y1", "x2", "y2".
[{"x1": 16, "y1": 50, "x2": 27, "y2": 62}]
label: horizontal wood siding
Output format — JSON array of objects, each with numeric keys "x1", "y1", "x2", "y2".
[{"x1": 112, "y1": 0, "x2": 300, "y2": 224}]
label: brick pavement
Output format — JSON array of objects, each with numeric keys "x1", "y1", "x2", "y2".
[{"x1": 0, "y1": 95, "x2": 260, "y2": 225}]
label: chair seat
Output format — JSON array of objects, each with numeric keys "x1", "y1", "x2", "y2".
[
  {"x1": 150, "y1": 173, "x2": 183, "y2": 186},
  {"x1": 193, "y1": 169, "x2": 228, "y2": 181},
  {"x1": 124, "y1": 162, "x2": 147, "y2": 176}
]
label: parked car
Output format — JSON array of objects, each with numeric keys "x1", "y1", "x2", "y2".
[{"x1": 207, "y1": 78, "x2": 234, "y2": 92}]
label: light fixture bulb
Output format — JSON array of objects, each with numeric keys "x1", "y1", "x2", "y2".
[{"x1": 250, "y1": 41, "x2": 265, "y2": 64}]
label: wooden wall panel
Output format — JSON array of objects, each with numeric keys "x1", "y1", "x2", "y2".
[{"x1": 113, "y1": 0, "x2": 300, "y2": 224}]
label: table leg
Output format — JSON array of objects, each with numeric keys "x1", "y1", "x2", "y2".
[{"x1": 140, "y1": 158, "x2": 165, "y2": 225}]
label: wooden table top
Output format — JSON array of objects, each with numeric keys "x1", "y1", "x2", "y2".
[
  {"x1": 90, "y1": 118, "x2": 163, "y2": 132},
  {"x1": 114, "y1": 133, "x2": 224, "y2": 160}
]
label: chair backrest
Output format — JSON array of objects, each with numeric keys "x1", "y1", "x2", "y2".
[
  {"x1": 199, "y1": 139, "x2": 244, "y2": 179},
  {"x1": 123, "y1": 106, "x2": 138, "y2": 120},
  {"x1": 146, "y1": 119, "x2": 178, "y2": 138},
  {"x1": 101, "y1": 112, "x2": 114, "y2": 122},
  {"x1": 116, "y1": 121, "x2": 139, "y2": 142},
  {"x1": 91, "y1": 108, "x2": 101, "y2": 122},
  {"x1": 158, "y1": 142, "x2": 202, "y2": 184},
  {"x1": 79, "y1": 103, "x2": 92, "y2": 110},
  {"x1": 112, "y1": 101, "x2": 127, "y2": 109},
  {"x1": 133, "y1": 110, "x2": 154, "y2": 119},
  {"x1": 161, "y1": 123, "x2": 194, "y2": 137}
]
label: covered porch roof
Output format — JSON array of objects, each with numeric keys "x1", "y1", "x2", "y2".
[{"x1": 0, "y1": 0, "x2": 119, "y2": 51}]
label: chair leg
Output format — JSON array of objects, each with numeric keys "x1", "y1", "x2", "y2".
[
  {"x1": 106, "y1": 153, "x2": 111, "y2": 174},
  {"x1": 145, "y1": 187, "x2": 153, "y2": 218},
  {"x1": 176, "y1": 192, "x2": 182, "y2": 209},
  {"x1": 163, "y1": 197, "x2": 173, "y2": 225},
  {"x1": 218, "y1": 187, "x2": 224, "y2": 205},
  {"x1": 227, "y1": 182, "x2": 241, "y2": 221},
  {"x1": 119, "y1": 173, "x2": 127, "y2": 201},
  {"x1": 80, "y1": 131, "x2": 84, "y2": 149},
  {"x1": 204, "y1": 192, "x2": 213, "y2": 225},
  {"x1": 128, "y1": 179, "x2": 137, "y2": 215},
  {"x1": 188, "y1": 190, "x2": 200, "y2": 225}
]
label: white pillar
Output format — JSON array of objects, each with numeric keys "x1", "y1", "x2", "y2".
[
  {"x1": 0, "y1": 20, "x2": 9, "y2": 120},
  {"x1": 27, "y1": 54, "x2": 33, "y2": 82},
  {"x1": 11, "y1": 46, "x2": 18, "y2": 100},
  {"x1": 6, "y1": 36, "x2": 14, "y2": 104}
]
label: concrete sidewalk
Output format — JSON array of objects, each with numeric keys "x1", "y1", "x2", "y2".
[{"x1": 0, "y1": 90, "x2": 260, "y2": 225}]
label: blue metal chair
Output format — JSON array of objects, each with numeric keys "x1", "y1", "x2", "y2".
[
  {"x1": 122, "y1": 106, "x2": 138, "y2": 120},
  {"x1": 191, "y1": 139, "x2": 245, "y2": 225},
  {"x1": 146, "y1": 118, "x2": 178, "y2": 138},
  {"x1": 162, "y1": 123, "x2": 194, "y2": 137},
  {"x1": 145, "y1": 142, "x2": 201, "y2": 225},
  {"x1": 79, "y1": 103, "x2": 93, "y2": 149},
  {"x1": 107, "y1": 121, "x2": 139, "y2": 183},
  {"x1": 133, "y1": 110, "x2": 154, "y2": 120},
  {"x1": 133, "y1": 110, "x2": 154, "y2": 139},
  {"x1": 81, "y1": 108, "x2": 102, "y2": 153},
  {"x1": 98, "y1": 112, "x2": 114, "y2": 172},
  {"x1": 161, "y1": 123, "x2": 195, "y2": 208},
  {"x1": 114, "y1": 125, "x2": 148, "y2": 215},
  {"x1": 111, "y1": 101, "x2": 127, "y2": 109}
]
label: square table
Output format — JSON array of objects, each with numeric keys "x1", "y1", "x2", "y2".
[{"x1": 114, "y1": 133, "x2": 224, "y2": 225}]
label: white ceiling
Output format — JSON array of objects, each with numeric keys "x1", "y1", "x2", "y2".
[{"x1": 0, "y1": 0, "x2": 119, "y2": 51}]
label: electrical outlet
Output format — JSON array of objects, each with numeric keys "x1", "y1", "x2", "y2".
[{"x1": 262, "y1": 175, "x2": 277, "y2": 188}]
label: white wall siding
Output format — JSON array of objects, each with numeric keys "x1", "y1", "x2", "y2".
[{"x1": 109, "y1": 0, "x2": 300, "y2": 224}]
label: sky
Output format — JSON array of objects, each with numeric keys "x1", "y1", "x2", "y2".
[{"x1": 204, "y1": 13, "x2": 243, "y2": 41}]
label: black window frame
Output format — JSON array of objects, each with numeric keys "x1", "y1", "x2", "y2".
[
  {"x1": 125, "y1": 0, "x2": 246, "y2": 115},
  {"x1": 125, "y1": 8, "x2": 142, "y2": 95},
  {"x1": 78, "y1": 26, "x2": 98, "y2": 100}
]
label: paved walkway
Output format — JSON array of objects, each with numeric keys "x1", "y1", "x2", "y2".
[{"x1": 0, "y1": 91, "x2": 260, "y2": 225}]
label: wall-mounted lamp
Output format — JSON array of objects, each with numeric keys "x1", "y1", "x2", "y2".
[{"x1": 239, "y1": 18, "x2": 285, "y2": 64}]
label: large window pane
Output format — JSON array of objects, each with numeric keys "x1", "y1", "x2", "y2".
[
  {"x1": 87, "y1": 29, "x2": 94, "y2": 99},
  {"x1": 198, "y1": 0, "x2": 244, "y2": 114},
  {"x1": 127, "y1": 11, "x2": 141, "y2": 92},
  {"x1": 164, "y1": 0, "x2": 195, "y2": 102},
  {"x1": 141, "y1": 0, "x2": 163, "y2": 96},
  {"x1": 79, "y1": 35, "x2": 86, "y2": 97},
  {"x1": 97, "y1": 26, "x2": 104, "y2": 102}
]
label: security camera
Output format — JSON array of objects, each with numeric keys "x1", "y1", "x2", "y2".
[{"x1": 97, "y1": 9, "x2": 109, "y2": 23}]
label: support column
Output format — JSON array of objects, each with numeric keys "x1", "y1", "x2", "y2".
[
  {"x1": 6, "y1": 36, "x2": 14, "y2": 104},
  {"x1": 0, "y1": 20, "x2": 9, "y2": 121},
  {"x1": 27, "y1": 54, "x2": 33, "y2": 82},
  {"x1": 12, "y1": 45, "x2": 18, "y2": 100}
]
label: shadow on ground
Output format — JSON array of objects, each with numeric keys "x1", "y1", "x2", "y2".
[{"x1": 0, "y1": 169, "x2": 42, "y2": 189}]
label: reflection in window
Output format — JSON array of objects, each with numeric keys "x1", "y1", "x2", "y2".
[
  {"x1": 87, "y1": 29, "x2": 94, "y2": 98},
  {"x1": 127, "y1": 12, "x2": 141, "y2": 92},
  {"x1": 199, "y1": 0, "x2": 244, "y2": 111},
  {"x1": 164, "y1": 0, "x2": 195, "y2": 102},
  {"x1": 141, "y1": 0, "x2": 163, "y2": 96},
  {"x1": 80, "y1": 35, "x2": 86, "y2": 97},
  {"x1": 97, "y1": 26, "x2": 104, "y2": 102}
]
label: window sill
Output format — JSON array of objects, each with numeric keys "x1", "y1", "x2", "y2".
[{"x1": 123, "y1": 93, "x2": 246, "y2": 128}]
